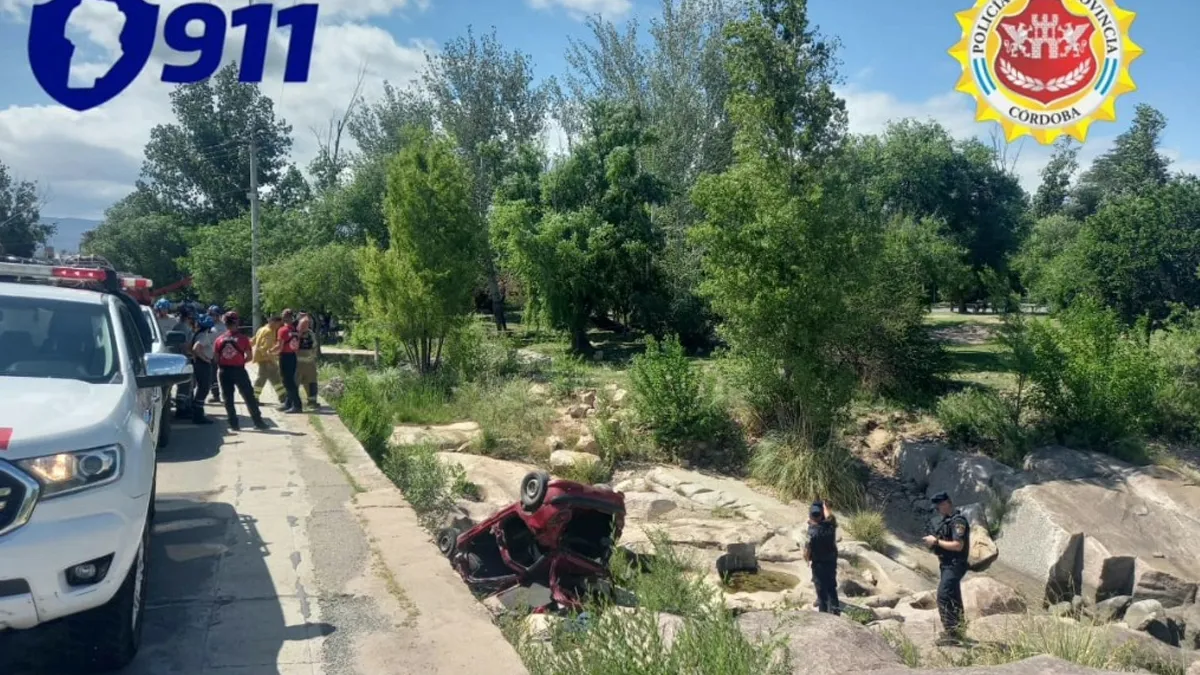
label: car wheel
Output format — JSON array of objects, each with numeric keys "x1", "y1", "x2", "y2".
[
  {"x1": 437, "y1": 527, "x2": 460, "y2": 557},
  {"x1": 68, "y1": 518, "x2": 149, "y2": 673},
  {"x1": 520, "y1": 471, "x2": 551, "y2": 512}
]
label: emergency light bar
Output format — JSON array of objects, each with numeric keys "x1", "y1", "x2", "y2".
[{"x1": 0, "y1": 260, "x2": 152, "y2": 289}]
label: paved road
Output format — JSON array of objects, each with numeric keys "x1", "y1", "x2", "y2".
[{"x1": 0, "y1": 396, "x2": 475, "y2": 674}]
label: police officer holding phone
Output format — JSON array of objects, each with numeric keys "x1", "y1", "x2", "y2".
[
  {"x1": 923, "y1": 491, "x2": 970, "y2": 645},
  {"x1": 803, "y1": 498, "x2": 840, "y2": 615}
]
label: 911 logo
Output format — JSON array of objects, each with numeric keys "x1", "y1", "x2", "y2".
[{"x1": 28, "y1": 0, "x2": 319, "y2": 112}]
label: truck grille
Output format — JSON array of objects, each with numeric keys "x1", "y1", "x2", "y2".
[{"x1": 0, "y1": 463, "x2": 38, "y2": 537}]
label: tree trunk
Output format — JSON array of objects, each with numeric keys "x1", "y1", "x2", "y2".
[
  {"x1": 485, "y1": 257, "x2": 507, "y2": 332},
  {"x1": 570, "y1": 323, "x2": 592, "y2": 355}
]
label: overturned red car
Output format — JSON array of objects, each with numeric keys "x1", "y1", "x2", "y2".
[{"x1": 437, "y1": 471, "x2": 626, "y2": 610}]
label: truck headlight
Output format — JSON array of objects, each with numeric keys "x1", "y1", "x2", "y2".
[{"x1": 16, "y1": 445, "x2": 122, "y2": 498}]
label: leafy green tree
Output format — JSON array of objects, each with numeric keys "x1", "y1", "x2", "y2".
[
  {"x1": 492, "y1": 103, "x2": 666, "y2": 353},
  {"x1": 140, "y1": 63, "x2": 296, "y2": 224},
  {"x1": 179, "y1": 207, "x2": 309, "y2": 312},
  {"x1": 1065, "y1": 177, "x2": 1200, "y2": 325},
  {"x1": 79, "y1": 202, "x2": 188, "y2": 288},
  {"x1": 1067, "y1": 104, "x2": 1172, "y2": 220},
  {"x1": 1031, "y1": 137, "x2": 1079, "y2": 218},
  {"x1": 1013, "y1": 214, "x2": 1083, "y2": 307},
  {"x1": 0, "y1": 162, "x2": 48, "y2": 257},
  {"x1": 852, "y1": 120, "x2": 1027, "y2": 306},
  {"x1": 260, "y1": 242, "x2": 362, "y2": 317},
  {"x1": 691, "y1": 0, "x2": 860, "y2": 440},
  {"x1": 355, "y1": 129, "x2": 483, "y2": 373},
  {"x1": 423, "y1": 27, "x2": 551, "y2": 330}
]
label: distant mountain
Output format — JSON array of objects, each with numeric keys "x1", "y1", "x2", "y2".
[{"x1": 40, "y1": 217, "x2": 101, "y2": 254}]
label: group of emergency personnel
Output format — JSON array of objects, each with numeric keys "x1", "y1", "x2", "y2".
[
  {"x1": 150, "y1": 300, "x2": 322, "y2": 429},
  {"x1": 803, "y1": 491, "x2": 972, "y2": 646}
]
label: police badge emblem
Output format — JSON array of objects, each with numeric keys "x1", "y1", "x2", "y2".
[{"x1": 949, "y1": 0, "x2": 1142, "y2": 144}]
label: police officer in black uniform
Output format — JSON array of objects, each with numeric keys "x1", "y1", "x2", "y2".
[
  {"x1": 803, "y1": 499, "x2": 840, "y2": 615},
  {"x1": 923, "y1": 491, "x2": 970, "y2": 644}
]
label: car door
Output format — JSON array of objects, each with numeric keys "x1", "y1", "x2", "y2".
[{"x1": 117, "y1": 304, "x2": 158, "y2": 449}]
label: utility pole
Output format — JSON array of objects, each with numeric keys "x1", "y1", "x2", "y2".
[{"x1": 249, "y1": 132, "x2": 262, "y2": 334}]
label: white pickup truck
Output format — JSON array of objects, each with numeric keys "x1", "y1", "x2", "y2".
[{"x1": 0, "y1": 258, "x2": 193, "y2": 672}]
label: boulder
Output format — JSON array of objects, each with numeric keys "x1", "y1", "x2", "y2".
[
  {"x1": 1167, "y1": 603, "x2": 1200, "y2": 649},
  {"x1": 657, "y1": 518, "x2": 773, "y2": 549},
  {"x1": 622, "y1": 492, "x2": 679, "y2": 521},
  {"x1": 896, "y1": 441, "x2": 946, "y2": 490},
  {"x1": 759, "y1": 534, "x2": 806, "y2": 562},
  {"x1": 436, "y1": 452, "x2": 539, "y2": 504},
  {"x1": 550, "y1": 450, "x2": 600, "y2": 472},
  {"x1": 961, "y1": 576, "x2": 1027, "y2": 619},
  {"x1": 969, "y1": 526, "x2": 1000, "y2": 571},
  {"x1": 1091, "y1": 595, "x2": 1131, "y2": 623},
  {"x1": 612, "y1": 389, "x2": 629, "y2": 406},
  {"x1": 1005, "y1": 447, "x2": 1200, "y2": 607},
  {"x1": 545, "y1": 435, "x2": 565, "y2": 450},
  {"x1": 575, "y1": 435, "x2": 601, "y2": 455},
  {"x1": 579, "y1": 390, "x2": 596, "y2": 407},
  {"x1": 839, "y1": 578, "x2": 875, "y2": 597},
  {"x1": 926, "y1": 451, "x2": 1027, "y2": 506},
  {"x1": 1125, "y1": 599, "x2": 1164, "y2": 631},
  {"x1": 392, "y1": 421, "x2": 481, "y2": 450},
  {"x1": 737, "y1": 610, "x2": 904, "y2": 675},
  {"x1": 567, "y1": 404, "x2": 589, "y2": 419}
]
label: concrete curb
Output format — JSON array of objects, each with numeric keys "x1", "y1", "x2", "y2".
[{"x1": 266, "y1": 389, "x2": 528, "y2": 673}]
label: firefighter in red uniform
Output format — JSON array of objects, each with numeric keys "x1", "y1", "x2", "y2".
[{"x1": 213, "y1": 312, "x2": 269, "y2": 431}]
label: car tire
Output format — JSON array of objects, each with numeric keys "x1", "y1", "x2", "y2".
[
  {"x1": 68, "y1": 518, "x2": 149, "y2": 673},
  {"x1": 520, "y1": 471, "x2": 551, "y2": 512},
  {"x1": 437, "y1": 527, "x2": 460, "y2": 557}
]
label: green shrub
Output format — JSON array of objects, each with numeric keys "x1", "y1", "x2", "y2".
[
  {"x1": 1025, "y1": 299, "x2": 1163, "y2": 460},
  {"x1": 380, "y1": 443, "x2": 462, "y2": 529},
  {"x1": 629, "y1": 335, "x2": 736, "y2": 462},
  {"x1": 445, "y1": 320, "x2": 522, "y2": 382},
  {"x1": 513, "y1": 534, "x2": 788, "y2": 675},
  {"x1": 335, "y1": 368, "x2": 392, "y2": 458},
  {"x1": 935, "y1": 388, "x2": 1029, "y2": 466},
  {"x1": 554, "y1": 459, "x2": 614, "y2": 486},
  {"x1": 844, "y1": 511, "x2": 888, "y2": 552},
  {"x1": 550, "y1": 355, "x2": 592, "y2": 398},
  {"x1": 1149, "y1": 310, "x2": 1200, "y2": 440},
  {"x1": 749, "y1": 432, "x2": 865, "y2": 507}
]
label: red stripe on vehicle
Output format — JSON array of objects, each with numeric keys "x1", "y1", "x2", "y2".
[{"x1": 0, "y1": 428, "x2": 10, "y2": 450}]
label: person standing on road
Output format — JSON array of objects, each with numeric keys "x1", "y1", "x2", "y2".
[
  {"x1": 924, "y1": 491, "x2": 971, "y2": 645},
  {"x1": 206, "y1": 305, "x2": 225, "y2": 403},
  {"x1": 252, "y1": 315, "x2": 286, "y2": 402},
  {"x1": 187, "y1": 315, "x2": 216, "y2": 425},
  {"x1": 273, "y1": 311, "x2": 302, "y2": 413},
  {"x1": 803, "y1": 499, "x2": 840, "y2": 615},
  {"x1": 213, "y1": 312, "x2": 269, "y2": 431},
  {"x1": 295, "y1": 314, "x2": 320, "y2": 409}
]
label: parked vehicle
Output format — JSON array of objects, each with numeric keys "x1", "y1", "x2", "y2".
[
  {"x1": 0, "y1": 256, "x2": 193, "y2": 671},
  {"x1": 437, "y1": 471, "x2": 626, "y2": 610},
  {"x1": 141, "y1": 305, "x2": 190, "y2": 445}
]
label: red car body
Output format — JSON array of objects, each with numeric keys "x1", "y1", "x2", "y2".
[{"x1": 439, "y1": 473, "x2": 626, "y2": 611}]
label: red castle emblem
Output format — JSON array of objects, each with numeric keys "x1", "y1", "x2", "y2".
[{"x1": 994, "y1": 0, "x2": 1097, "y2": 105}]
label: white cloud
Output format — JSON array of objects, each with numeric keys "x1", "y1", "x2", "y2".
[
  {"x1": 0, "y1": 1, "x2": 431, "y2": 218},
  {"x1": 526, "y1": 0, "x2": 631, "y2": 21}
]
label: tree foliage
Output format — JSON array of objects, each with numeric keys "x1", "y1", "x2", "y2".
[
  {"x1": 355, "y1": 129, "x2": 483, "y2": 373},
  {"x1": 493, "y1": 103, "x2": 666, "y2": 353},
  {"x1": 260, "y1": 242, "x2": 363, "y2": 317},
  {"x1": 0, "y1": 161, "x2": 47, "y2": 257},
  {"x1": 140, "y1": 63, "x2": 297, "y2": 225},
  {"x1": 80, "y1": 198, "x2": 188, "y2": 288}
]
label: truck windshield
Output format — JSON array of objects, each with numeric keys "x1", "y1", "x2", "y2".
[{"x1": 0, "y1": 296, "x2": 120, "y2": 383}]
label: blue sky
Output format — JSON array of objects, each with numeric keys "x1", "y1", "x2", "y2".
[{"x1": 0, "y1": 0, "x2": 1195, "y2": 219}]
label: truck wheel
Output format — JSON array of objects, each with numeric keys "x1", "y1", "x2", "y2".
[{"x1": 69, "y1": 518, "x2": 148, "y2": 673}]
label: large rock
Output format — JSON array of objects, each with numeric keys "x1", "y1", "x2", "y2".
[
  {"x1": 1167, "y1": 603, "x2": 1200, "y2": 649},
  {"x1": 621, "y1": 492, "x2": 680, "y2": 521},
  {"x1": 436, "y1": 452, "x2": 539, "y2": 504},
  {"x1": 969, "y1": 526, "x2": 1000, "y2": 571},
  {"x1": 1126, "y1": 599, "x2": 1164, "y2": 631},
  {"x1": 737, "y1": 610, "x2": 904, "y2": 675},
  {"x1": 999, "y1": 447, "x2": 1200, "y2": 607},
  {"x1": 843, "y1": 545, "x2": 936, "y2": 595},
  {"x1": 549, "y1": 450, "x2": 600, "y2": 471},
  {"x1": 962, "y1": 576, "x2": 1027, "y2": 619},
  {"x1": 656, "y1": 518, "x2": 772, "y2": 549},
  {"x1": 392, "y1": 421, "x2": 481, "y2": 449},
  {"x1": 1091, "y1": 595, "x2": 1131, "y2": 623}
]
